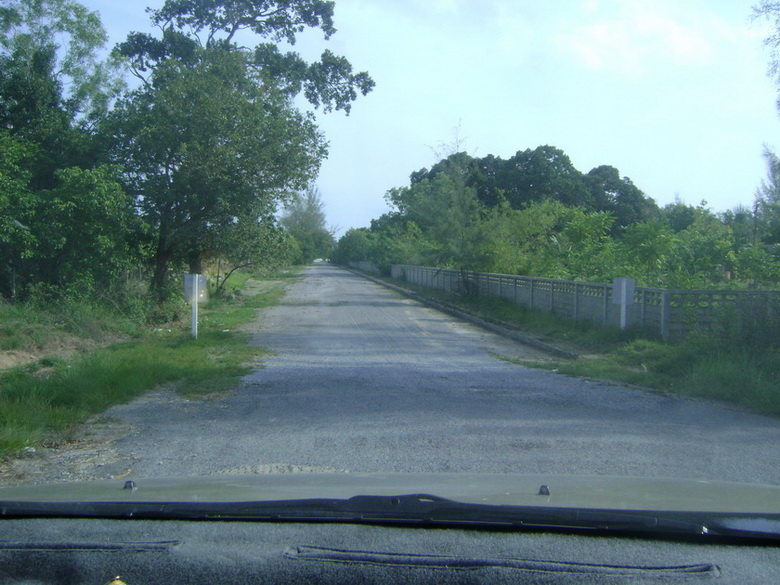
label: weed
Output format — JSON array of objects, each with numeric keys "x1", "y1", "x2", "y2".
[
  {"x1": 381, "y1": 275, "x2": 780, "y2": 417},
  {"x1": 0, "y1": 270, "x2": 293, "y2": 457}
]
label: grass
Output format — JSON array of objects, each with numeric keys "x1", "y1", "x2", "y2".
[
  {"x1": 380, "y1": 275, "x2": 780, "y2": 417},
  {"x1": 0, "y1": 268, "x2": 300, "y2": 457},
  {"x1": 385, "y1": 277, "x2": 641, "y2": 353}
]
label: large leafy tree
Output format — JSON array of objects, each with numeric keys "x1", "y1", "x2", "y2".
[
  {"x1": 753, "y1": 3, "x2": 780, "y2": 244},
  {"x1": 116, "y1": 0, "x2": 374, "y2": 113},
  {"x1": 109, "y1": 48, "x2": 325, "y2": 292},
  {"x1": 406, "y1": 147, "x2": 655, "y2": 226},
  {"x1": 111, "y1": 0, "x2": 373, "y2": 296},
  {"x1": 499, "y1": 146, "x2": 593, "y2": 209},
  {"x1": 585, "y1": 165, "x2": 657, "y2": 232},
  {"x1": 753, "y1": 1, "x2": 780, "y2": 83}
]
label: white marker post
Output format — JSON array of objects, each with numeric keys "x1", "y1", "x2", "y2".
[
  {"x1": 612, "y1": 277, "x2": 636, "y2": 330},
  {"x1": 184, "y1": 274, "x2": 208, "y2": 339}
]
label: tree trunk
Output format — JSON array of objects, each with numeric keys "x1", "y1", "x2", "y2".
[
  {"x1": 151, "y1": 225, "x2": 175, "y2": 300},
  {"x1": 151, "y1": 249, "x2": 172, "y2": 300}
]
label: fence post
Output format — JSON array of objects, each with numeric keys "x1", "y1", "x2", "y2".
[
  {"x1": 530, "y1": 278, "x2": 535, "y2": 310},
  {"x1": 574, "y1": 283, "x2": 580, "y2": 321},
  {"x1": 603, "y1": 284, "x2": 609, "y2": 325},
  {"x1": 550, "y1": 280, "x2": 555, "y2": 313},
  {"x1": 660, "y1": 290, "x2": 671, "y2": 341}
]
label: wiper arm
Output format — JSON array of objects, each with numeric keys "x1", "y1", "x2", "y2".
[{"x1": 2, "y1": 494, "x2": 779, "y2": 541}]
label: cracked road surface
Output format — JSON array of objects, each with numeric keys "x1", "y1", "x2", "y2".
[{"x1": 6, "y1": 263, "x2": 780, "y2": 485}]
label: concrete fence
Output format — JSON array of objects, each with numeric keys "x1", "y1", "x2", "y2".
[{"x1": 387, "y1": 264, "x2": 780, "y2": 341}]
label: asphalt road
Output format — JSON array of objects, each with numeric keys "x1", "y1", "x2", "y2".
[{"x1": 47, "y1": 264, "x2": 780, "y2": 485}]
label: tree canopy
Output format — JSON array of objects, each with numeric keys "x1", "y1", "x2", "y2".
[
  {"x1": 335, "y1": 141, "x2": 780, "y2": 289},
  {"x1": 0, "y1": 0, "x2": 134, "y2": 299},
  {"x1": 406, "y1": 147, "x2": 659, "y2": 234},
  {"x1": 0, "y1": 0, "x2": 373, "y2": 303},
  {"x1": 107, "y1": 0, "x2": 373, "y2": 296},
  {"x1": 116, "y1": 0, "x2": 374, "y2": 114}
]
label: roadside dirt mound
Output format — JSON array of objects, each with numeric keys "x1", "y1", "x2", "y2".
[{"x1": 0, "y1": 350, "x2": 38, "y2": 370}]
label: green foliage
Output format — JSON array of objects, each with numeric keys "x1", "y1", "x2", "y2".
[
  {"x1": 385, "y1": 159, "x2": 490, "y2": 271},
  {"x1": 0, "y1": 1, "x2": 138, "y2": 301},
  {"x1": 280, "y1": 187, "x2": 335, "y2": 263},
  {"x1": 332, "y1": 227, "x2": 374, "y2": 265},
  {"x1": 117, "y1": 0, "x2": 374, "y2": 114},
  {"x1": 0, "y1": 132, "x2": 35, "y2": 292},
  {"x1": 109, "y1": 0, "x2": 373, "y2": 296},
  {"x1": 615, "y1": 220, "x2": 675, "y2": 283},
  {"x1": 108, "y1": 46, "x2": 326, "y2": 292},
  {"x1": 0, "y1": 270, "x2": 293, "y2": 456},
  {"x1": 754, "y1": 146, "x2": 780, "y2": 245},
  {"x1": 0, "y1": 0, "x2": 124, "y2": 122},
  {"x1": 734, "y1": 245, "x2": 780, "y2": 285},
  {"x1": 408, "y1": 147, "x2": 658, "y2": 226},
  {"x1": 346, "y1": 142, "x2": 780, "y2": 290},
  {"x1": 0, "y1": 0, "x2": 371, "y2": 306},
  {"x1": 662, "y1": 206, "x2": 735, "y2": 287},
  {"x1": 211, "y1": 215, "x2": 296, "y2": 295},
  {"x1": 33, "y1": 165, "x2": 137, "y2": 291}
]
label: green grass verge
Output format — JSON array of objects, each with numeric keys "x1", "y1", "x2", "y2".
[
  {"x1": 381, "y1": 275, "x2": 780, "y2": 417},
  {"x1": 0, "y1": 269, "x2": 300, "y2": 457}
]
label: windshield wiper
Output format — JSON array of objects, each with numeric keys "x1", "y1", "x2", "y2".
[{"x1": 2, "y1": 494, "x2": 779, "y2": 542}]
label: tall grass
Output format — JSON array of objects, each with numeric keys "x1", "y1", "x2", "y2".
[{"x1": 0, "y1": 270, "x2": 296, "y2": 456}]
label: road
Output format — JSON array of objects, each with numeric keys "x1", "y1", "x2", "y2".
[{"x1": 9, "y1": 263, "x2": 780, "y2": 485}]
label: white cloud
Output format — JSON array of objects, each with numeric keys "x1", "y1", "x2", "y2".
[{"x1": 555, "y1": 0, "x2": 738, "y2": 75}]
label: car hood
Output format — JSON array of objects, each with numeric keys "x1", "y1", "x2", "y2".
[{"x1": 2, "y1": 473, "x2": 780, "y2": 513}]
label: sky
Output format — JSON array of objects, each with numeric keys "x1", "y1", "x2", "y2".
[{"x1": 90, "y1": 0, "x2": 780, "y2": 235}]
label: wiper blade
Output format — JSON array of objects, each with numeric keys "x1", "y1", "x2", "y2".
[{"x1": 2, "y1": 493, "x2": 779, "y2": 541}]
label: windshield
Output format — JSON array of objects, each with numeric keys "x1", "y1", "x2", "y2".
[{"x1": 1, "y1": 0, "x2": 780, "y2": 524}]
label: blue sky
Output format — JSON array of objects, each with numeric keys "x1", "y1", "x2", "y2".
[{"x1": 91, "y1": 0, "x2": 780, "y2": 234}]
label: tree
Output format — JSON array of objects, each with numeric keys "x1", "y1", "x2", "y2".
[
  {"x1": 386, "y1": 159, "x2": 488, "y2": 271},
  {"x1": 116, "y1": 0, "x2": 374, "y2": 114},
  {"x1": 30, "y1": 165, "x2": 137, "y2": 294},
  {"x1": 212, "y1": 214, "x2": 294, "y2": 295},
  {"x1": 479, "y1": 199, "x2": 569, "y2": 276},
  {"x1": 664, "y1": 206, "x2": 735, "y2": 287},
  {"x1": 721, "y1": 204, "x2": 758, "y2": 248},
  {"x1": 585, "y1": 165, "x2": 657, "y2": 231},
  {"x1": 660, "y1": 198, "x2": 697, "y2": 232},
  {"x1": 0, "y1": 0, "x2": 132, "y2": 299},
  {"x1": 615, "y1": 220, "x2": 675, "y2": 285},
  {"x1": 0, "y1": 131, "x2": 35, "y2": 299},
  {"x1": 108, "y1": 48, "x2": 326, "y2": 294},
  {"x1": 0, "y1": 0, "x2": 124, "y2": 124},
  {"x1": 753, "y1": 1, "x2": 780, "y2": 83},
  {"x1": 752, "y1": 3, "x2": 780, "y2": 243},
  {"x1": 754, "y1": 146, "x2": 780, "y2": 244},
  {"x1": 280, "y1": 186, "x2": 334, "y2": 263},
  {"x1": 111, "y1": 0, "x2": 373, "y2": 296},
  {"x1": 499, "y1": 146, "x2": 593, "y2": 209},
  {"x1": 332, "y1": 227, "x2": 374, "y2": 265}
]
